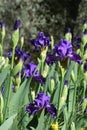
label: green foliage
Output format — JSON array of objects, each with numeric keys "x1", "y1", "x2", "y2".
[{"x1": 0, "y1": 114, "x2": 17, "y2": 130}]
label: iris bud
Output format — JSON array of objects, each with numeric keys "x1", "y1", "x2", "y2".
[
  {"x1": 65, "y1": 28, "x2": 72, "y2": 42},
  {"x1": 59, "y1": 81, "x2": 68, "y2": 110},
  {"x1": 15, "y1": 72, "x2": 21, "y2": 86},
  {"x1": 12, "y1": 29, "x2": 19, "y2": 48},
  {"x1": 20, "y1": 36, "x2": 24, "y2": 49},
  {"x1": 82, "y1": 98, "x2": 87, "y2": 112},
  {"x1": 0, "y1": 21, "x2": 5, "y2": 41},
  {"x1": 50, "y1": 77, "x2": 55, "y2": 93},
  {"x1": 40, "y1": 47, "x2": 48, "y2": 62},
  {"x1": 12, "y1": 60, "x2": 23, "y2": 76},
  {"x1": 12, "y1": 20, "x2": 21, "y2": 48},
  {"x1": 51, "y1": 36, "x2": 54, "y2": 49},
  {"x1": 71, "y1": 70, "x2": 76, "y2": 82},
  {"x1": 42, "y1": 64, "x2": 49, "y2": 77},
  {"x1": 82, "y1": 19, "x2": 87, "y2": 32},
  {"x1": 71, "y1": 122, "x2": 75, "y2": 130},
  {"x1": 31, "y1": 90, "x2": 35, "y2": 101}
]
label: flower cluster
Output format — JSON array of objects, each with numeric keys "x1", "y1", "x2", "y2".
[
  {"x1": 23, "y1": 62, "x2": 46, "y2": 84},
  {"x1": 26, "y1": 92, "x2": 57, "y2": 118},
  {"x1": 46, "y1": 39, "x2": 82, "y2": 65},
  {"x1": 7, "y1": 46, "x2": 30, "y2": 62},
  {"x1": 30, "y1": 32, "x2": 50, "y2": 50}
]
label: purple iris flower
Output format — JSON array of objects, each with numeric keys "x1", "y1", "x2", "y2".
[
  {"x1": 30, "y1": 32, "x2": 50, "y2": 50},
  {"x1": 15, "y1": 46, "x2": 23, "y2": 59},
  {"x1": 26, "y1": 92, "x2": 57, "y2": 118},
  {"x1": 23, "y1": 62, "x2": 46, "y2": 84},
  {"x1": 46, "y1": 54, "x2": 59, "y2": 65},
  {"x1": 0, "y1": 21, "x2": 5, "y2": 28},
  {"x1": 7, "y1": 46, "x2": 30, "y2": 62},
  {"x1": 15, "y1": 46, "x2": 30, "y2": 61},
  {"x1": 46, "y1": 39, "x2": 82, "y2": 65},
  {"x1": 34, "y1": 75, "x2": 46, "y2": 85},
  {"x1": 69, "y1": 51, "x2": 82, "y2": 65},
  {"x1": 53, "y1": 39, "x2": 72, "y2": 59},
  {"x1": 13, "y1": 20, "x2": 21, "y2": 30},
  {"x1": 23, "y1": 62, "x2": 39, "y2": 78}
]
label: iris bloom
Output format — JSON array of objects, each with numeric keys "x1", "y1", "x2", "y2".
[
  {"x1": 46, "y1": 39, "x2": 82, "y2": 65},
  {"x1": 7, "y1": 46, "x2": 30, "y2": 62},
  {"x1": 30, "y1": 32, "x2": 50, "y2": 50},
  {"x1": 23, "y1": 62, "x2": 46, "y2": 84},
  {"x1": 26, "y1": 92, "x2": 57, "y2": 118}
]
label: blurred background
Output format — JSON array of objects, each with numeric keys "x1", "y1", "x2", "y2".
[{"x1": 0, "y1": 0, "x2": 87, "y2": 50}]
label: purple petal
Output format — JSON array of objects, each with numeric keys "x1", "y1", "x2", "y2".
[{"x1": 46, "y1": 104, "x2": 57, "y2": 118}]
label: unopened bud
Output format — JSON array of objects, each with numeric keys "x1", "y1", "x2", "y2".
[
  {"x1": 12, "y1": 60, "x2": 23, "y2": 76},
  {"x1": 71, "y1": 70, "x2": 76, "y2": 82},
  {"x1": 0, "y1": 56, "x2": 5, "y2": 69},
  {"x1": 15, "y1": 72, "x2": 21, "y2": 86},
  {"x1": 12, "y1": 29, "x2": 19, "y2": 48},
  {"x1": 59, "y1": 81, "x2": 68, "y2": 110},
  {"x1": 82, "y1": 19, "x2": 87, "y2": 32},
  {"x1": 71, "y1": 122, "x2": 75, "y2": 130},
  {"x1": 60, "y1": 65, "x2": 65, "y2": 78},
  {"x1": 83, "y1": 72, "x2": 87, "y2": 81},
  {"x1": 51, "y1": 36, "x2": 54, "y2": 49},
  {"x1": 12, "y1": 20, "x2": 21, "y2": 48},
  {"x1": 42, "y1": 64, "x2": 49, "y2": 77},
  {"x1": 0, "y1": 21, "x2": 5, "y2": 41},
  {"x1": 31, "y1": 90, "x2": 35, "y2": 101},
  {"x1": 82, "y1": 98, "x2": 87, "y2": 112},
  {"x1": 65, "y1": 28, "x2": 72, "y2": 42},
  {"x1": 0, "y1": 92, "x2": 4, "y2": 112},
  {"x1": 50, "y1": 77, "x2": 55, "y2": 93},
  {"x1": 20, "y1": 36, "x2": 24, "y2": 49},
  {"x1": 40, "y1": 47, "x2": 48, "y2": 61}
]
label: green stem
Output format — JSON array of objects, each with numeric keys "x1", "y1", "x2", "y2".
[
  {"x1": 0, "y1": 39, "x2": 3, "y2": 56},
  {"x1": 11, "y1": 47, "x2": 15, "y2": 70},
  {"x1": 58, "y1": 76, "x2": 64, "y2": 110},
  {"x1": 73, "y1": 83, "x2": 77, "y2": 114},
  {"x1": 83, "y1": 81, "x2": 86, "y2": 98},
  {"x1": 4, "y1": 47, "x2": 15, "y2": 120}
]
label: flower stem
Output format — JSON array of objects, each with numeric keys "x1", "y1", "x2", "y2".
[{"x1": 4, "y1": 47, "x2": 15, "y2": 120}]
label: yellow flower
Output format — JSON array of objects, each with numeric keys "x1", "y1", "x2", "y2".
[{"x1": 51, "y1": 122, "x2": 58, "y2": 130}]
